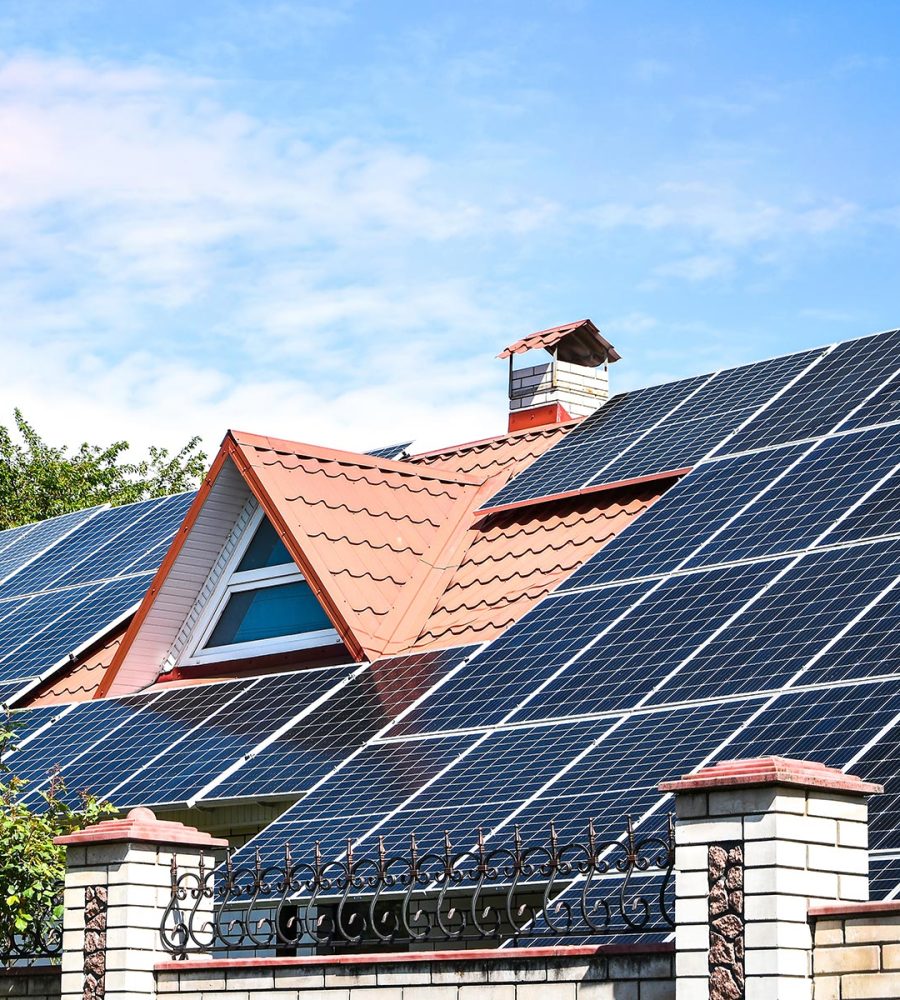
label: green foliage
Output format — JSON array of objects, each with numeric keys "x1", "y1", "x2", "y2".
[
  {"x1": 0, "y1": 715, "x2": 115, "y2": 961},
  {"x1": 0, "y1": 408, "x2": 208, "y2": 530}
]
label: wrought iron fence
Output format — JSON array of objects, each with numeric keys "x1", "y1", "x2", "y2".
[
  {"x1": 0, "y1": 899, "x2": 63, "y2": 967},
  {"x1": 161, "y1": 816, "x2": 675, "y2": 958}
]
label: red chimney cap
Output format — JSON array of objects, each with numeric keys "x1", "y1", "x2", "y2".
[{"x1": 498, "y1": 319, "x2": 621, "y2": 366}]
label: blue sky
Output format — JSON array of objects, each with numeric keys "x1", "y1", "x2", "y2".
[{"x1": 2, "y1": 1, "x2": 899, "y2": 455}]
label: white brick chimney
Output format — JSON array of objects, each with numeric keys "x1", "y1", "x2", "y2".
[{"x1": 499, "y1": 319, "x2": 620, "y2": 432}]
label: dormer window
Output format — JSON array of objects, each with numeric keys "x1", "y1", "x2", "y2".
[{"x1": 181, "y1": 510, "x2": 339, "y2": 665}]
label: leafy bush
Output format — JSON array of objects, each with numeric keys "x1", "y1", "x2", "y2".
[{"x1": 0, "y1": 715, "x2": 115, "y2": 963}]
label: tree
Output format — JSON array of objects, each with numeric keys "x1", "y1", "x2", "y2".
[
  {"x1": 0, "y1": 409, "x2": 208, "y2": 530},
  {"x1": 0, "y1": 715, "x2": 114, "y2": 963}
]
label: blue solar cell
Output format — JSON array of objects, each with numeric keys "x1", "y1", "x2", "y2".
[
  {"x1": 0, "y1": 587, "x2": 98, "y2": 676},
  {"x1": 715, "y1": 680, "x2": 900, "y2": 772},
  {"x1": 484, "y1": 375, "x2": 710, "y2": 509},
  {"x1": 8, "y1": 692, "x2": 159, "y2": 791},
  {"x1": 2, "y1": 703, "x2": 61, "y2": 752},
  {"x1": 683, "y1": 424, "x2": 900, "y2": 569},
  {"x1": 110, "y1": 667, "x2": 350, "y2": 808},
  {"x1": 724, "y1": 329, "x2": 900, "y2": 454},
  {"x1": 511, "y1": 560, "x2": 780, "y2": 724},
  {"x1": 842, "y1": 371, "x2": 900, "y2": 432},
  {"x1": 389, "y1": 585, "x2": 651, "y2": 737},
  {"x1": 0, "y1": 506, "x2": 104, "y2": 586},
  {"x1": 648, "y1": 542, "x2": 900, "y2": 705},
  {"x1": 0, "y1": 574, "x2": 153, "y2": 682},
  {"x1": 41, "y1": 680, "x2": 258, "y2": 807},
  {"x1": 0, "y1": 680, "x2": 33, "y2": 707},
  {"x1": 800, "y1": 550, "x2": 900, "y2": 687},
  {"x1": 565, "y1": 444, "x2": 809, "y2": 590},
  {"x1": 209, "y1": 648, "x2": 477, "y2": 802},
  {"x1": 869, "y1": 855, "x2": 900, "y2": 900},
  {"x1": 54, "y1": 492, "x2": 194, "y2": 590}
]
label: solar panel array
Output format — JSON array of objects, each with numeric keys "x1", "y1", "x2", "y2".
[
  {"x1": 229, "y1": 327, "x2": 900, "y2": 905},
  {"x1": 0, "y1": 492, "x2": 195, "y2": 703},
  {"x1": 6, "y1": 326, "x2": 900, "y2": 920}
]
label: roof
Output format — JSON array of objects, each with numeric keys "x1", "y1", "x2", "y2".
[
  {"x1": 413, "y1": 483, "x2": 666, "y2": 650},
  {"x1": 498, "y1": 319, "x2": 621, "y2": 364},
  {"x1": 408, "y1": 421, "x2": 576, "y2": 489},
  {"x1": 24, "y1": 626, "x2": 127, "y2": 706}
]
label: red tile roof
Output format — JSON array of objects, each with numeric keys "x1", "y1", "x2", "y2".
[
  {"x1": 408, "y1": 422, "x2": 576, "y2": 490},
  {"x1": 413, "y1": 485, "x2": 665, "y2": 650},
  {"x1": 25, "y1": 626, "x2": 126, "y2": 706}
]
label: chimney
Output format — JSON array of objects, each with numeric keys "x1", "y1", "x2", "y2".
[{"x1": 498, "y1": 319, "x2": 620, "y2": 432}]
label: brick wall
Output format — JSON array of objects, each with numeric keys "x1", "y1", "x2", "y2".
[
  {"x1": 156, "y1": 945, "x2": 675, "y2": 1000},
  {"x1": 811, "y1": 901, "x2": 900, "y2": 998},
  {"x1": 0, "y1": 967, "x2": 60, "y2": 1000}
]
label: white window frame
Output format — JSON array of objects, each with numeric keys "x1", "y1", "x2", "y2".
[{"x1": 180, "y1": 508, "x2": 341, "y2": 666}]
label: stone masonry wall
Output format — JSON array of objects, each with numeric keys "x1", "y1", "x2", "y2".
[
  {"x1": 811, "y1": 902, "x2": 900, "y2": 999},
  {"x1": 708, "y1": 844, "x2": 744, "y2": 999},
  {"x1": 0, "y1": 968, "x2": 61, "y2": 1000},
  {"x1": 156, "y1": 945, "x2": 675, "y2": 1000}
]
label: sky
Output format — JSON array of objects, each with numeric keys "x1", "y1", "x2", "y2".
[{"x1": 1, "y1": 1, "x2": 900, "y2": 458}]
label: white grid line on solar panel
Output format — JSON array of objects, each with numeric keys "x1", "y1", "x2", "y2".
[
  {"x1": 239, "y1": 697, "x2": 758, "y2": 873},
  {"x1": 721, "y1": 329, "x2": 900, "y2": 456},
  {"x1": 199, "y1": 647, "x2": 482, "y2": 803},
  {"x1": 386, "y1": 583, "x2": 653, "y2": 736},
  {"x1": 842, "y1": 367, "x2": 900, "y2": 433},
  {"x1": 482, "y1": 374, "x2": 714, "y2": 508},
  {"x1": 679, "y1": 425, "x2": 900, "y2": 570},
  {"x1": 24, "y1": 677, "x2": 260, "y2": 807},
  {"x1": 109, "y1": 664, "x2": 363, "y2": 809},
  {"x1": 497, "y1": 559, "x2": 783, "y2": 727},
  {"x1": 6, "y1": 702, "x2": 78, "y2": 755},
  {"x1": 38, "y1": 491, "x2": 193, "y2": 592},
  {"x1": 0, "y1": 493, "x2": 191, "y2": 600},
  {"x1": 0, "y1": 522, "x2": 39, "y2": 558},
  {"x1": 9, "y1": 689, "x2": 165, "y2": 791},
  {"x1": 0, "y1": 505, "x2": 106, "y2": 588},
  {"x1": 561, "y1": 443, "x2": 814, "y2": 590},
  {"x1": 580, "y1": 346, "x2": 830, "y2": 490},
  {"x1": 366, "y1": 441, "x2": 414, "y2": 459},
  {"x1": 0, "y1": 573, "x2": 153, "y2": 684}
]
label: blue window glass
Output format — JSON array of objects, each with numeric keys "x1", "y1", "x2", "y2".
[
  {"x1": 206, "y1": 582, "x2": 332, "y2": 647},
  {"x1": 236, "y1": 518, "x2": 293, "y2": 572}
]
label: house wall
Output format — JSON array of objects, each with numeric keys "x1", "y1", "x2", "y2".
[
  {"x1": 156, "y1": 946, "x2": 675, "y2": 1000},
  {"x1": 811, "y1": 902, "x2": 900, "y2": 998},
  {"x1": 0, "y1": 968, "x2": 60, "y2": 1000}
]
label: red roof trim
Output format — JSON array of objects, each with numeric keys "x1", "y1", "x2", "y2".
[{"x1": 479, "y1": 468, "x2": 691, "y2": 517}]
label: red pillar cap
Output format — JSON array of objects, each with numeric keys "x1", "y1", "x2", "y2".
[
  {"x1": 54, "y1": 807, "x2": 229, "y2": 849},
  {"x1": 659, "y1": 756, "x2": 883, "y2": 796}
]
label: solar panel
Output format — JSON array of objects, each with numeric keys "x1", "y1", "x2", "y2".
[
  {"x1": 645, "y1": 541, "x2": 900, "y2": 706},
  {"x1": 508, "y1": 560, "x2": 780, "y2": 725},
  {"x1": 109, "y1": 667, "x2": 350, "y2": 808},
  {"x1": 366, "y1": 441, "x2": 414, "y2": 460},
  {"x1": 206, "y1": 647, "x2": 477, "y2": 802},
  {"x1": 388, "y1": 586, "x2": 650, "y2": 736},
  {"x1": 870, "y1": 855, "x2": 900, "y2": 900},
  {"x1": 7, "y1": 692, "x2": 160, "y2": 791},
  {"x1": 0, "y1": 505, "x2": 104, "y2": 586},
  {"x1": 0, "y1": 492, "x2": 192, "y2": 702},
  {"x1": 723, "y1": 329, "x2": 900, "y2": 455},
  {"x1": 563, "y1": 444, "x2": 809, "y2": 589}
]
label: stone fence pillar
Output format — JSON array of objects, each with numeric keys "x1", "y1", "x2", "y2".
[
  {"x1": 55, "y1": 807, "x2": 228, "y2": 1000},
  {"x1": 660, "y1": 756, "x2": 882, "y2": 1000}
]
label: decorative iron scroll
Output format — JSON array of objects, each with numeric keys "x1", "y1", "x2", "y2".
[
  {"x1": 0, "y1": 896, "x2": 63, "y2": 966},
  {"x1": 160, "y1": 816, "x2": 675, "y2": 958}
]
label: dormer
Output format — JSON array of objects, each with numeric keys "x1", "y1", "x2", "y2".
[{"x1": 498, "y1": 319, "x2": 620, "y2": 432}]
